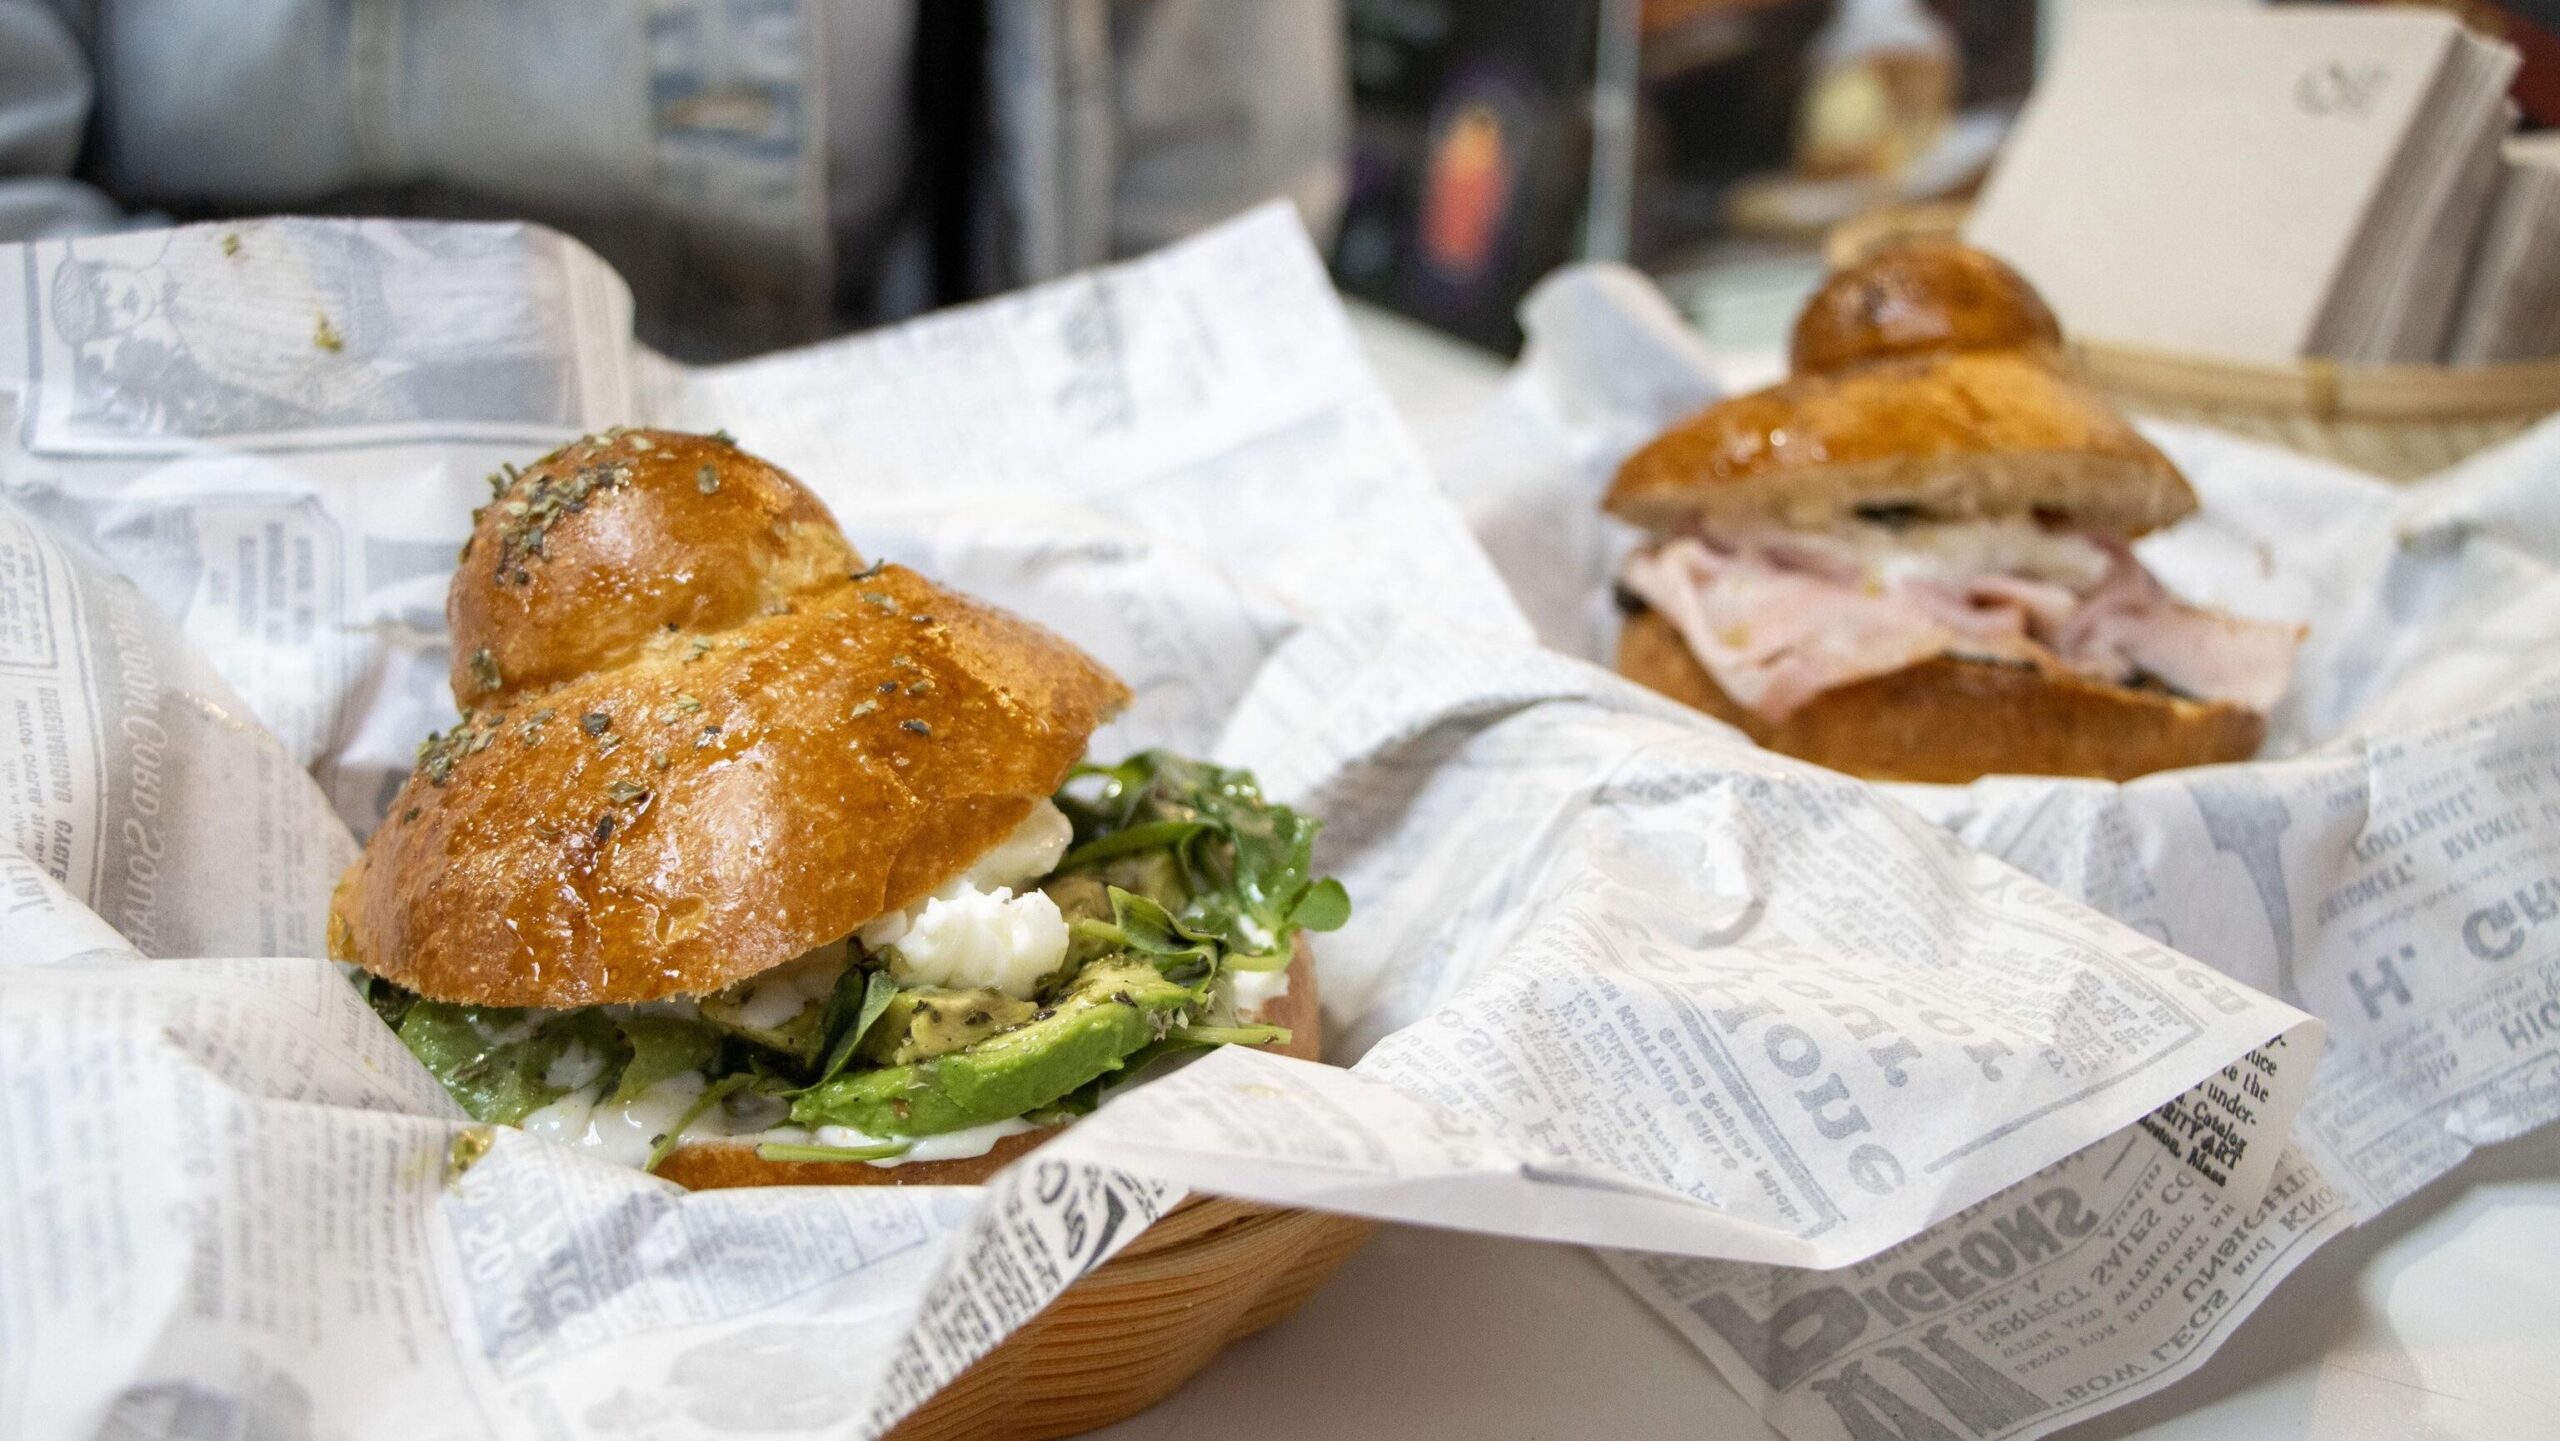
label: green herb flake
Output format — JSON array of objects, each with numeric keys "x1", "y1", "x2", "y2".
[
  {"x1": 313, "y1": 314, "x2": 345, "y2": 352},
  {"x1": 900, "y1": 719, "x2": 932, "y2": 737},
  {"x1": 697, "y1": 463, "x2": 720, "y2": 494},
  {"x1": 581, "y1": 711, "x2": 611, "y2": 736},
  {"x1": 469, "y1": 648, "x2": 503, "y2": 693},
  {"x1": 605, "y1": 780, "x2": 650, "y2": 805}
]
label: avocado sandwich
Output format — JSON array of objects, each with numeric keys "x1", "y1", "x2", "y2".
[{"x1": 329, "y1": 429, "x2": 1345, "y2": 1186}]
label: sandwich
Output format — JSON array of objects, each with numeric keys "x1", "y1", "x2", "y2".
[
  {"x1": 329, "y1": 429, "x2": 1345, "y2": 1187},
  {"x1": 1607, "y1": 242, "x2": 2303, "y2": 784}
]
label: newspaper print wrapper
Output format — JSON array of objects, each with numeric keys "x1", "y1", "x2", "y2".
[
  {"x1": 1, "y1": 210, "x2": 2312, "y2": 1441},
  {"x1": 1486, "y1": 264, "x2": 2560, "y2": 1441}
]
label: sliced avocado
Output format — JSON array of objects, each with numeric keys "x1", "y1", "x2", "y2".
[
  {"x1": 858, "y1": 987, "x2": 1040, "y2": 1065},
  {"x1": 791, "y1": 958, "x2": 1194, "y2": 1136}
]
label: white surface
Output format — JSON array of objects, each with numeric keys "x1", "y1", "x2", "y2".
[
  {"x1": 1098, "y1": 304, "x2": 2560, "y2": 1441},
  {"x1": 1093, "y1": 1120, "x2": 2560, "y2": 1439}
]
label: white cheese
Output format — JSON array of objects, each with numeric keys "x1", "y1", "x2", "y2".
[
  {"x1": 861, "y1": 800, "x2": 1073, "y2": 952},
  {"x1": 887, "y1": 885, "x2": 1069, "y2": 999},
  {"x1": 727, "y1": 945, "x2": 848, "y2": 1030},
  {"x1": 852, "y1": 800, "x2": 1074, "y2": 997},
  {"x1": 522, "y1": 1072, "x2": 710, "y2": 1170},
  {"x1": 962, "y1": 798, "x2": 1075, "y2": 891},
  {"x1": 1225, "y1": 965, "x2": 1292, "y2": 1019}
]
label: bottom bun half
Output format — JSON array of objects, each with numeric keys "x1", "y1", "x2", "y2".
[
  {"x1": 1616, "y1": 609, "x2": 2265, "y2": 785},
  {"x1": 654, "y1": 938, "x2": 1320, "y2": 1190}
]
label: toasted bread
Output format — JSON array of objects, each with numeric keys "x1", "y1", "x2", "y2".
[
  {"x1": 329, "y1": 431, "x2": 1130, "y2": 1008},
  {"x1": 1791, "y1": 241, "x2": 2063, "y2": 374},
  {"x1": 1603, "y1": 350, "x2": 2195, "y2": 539},
  {"x1": 1616, "y1": 609, "x2": 2264, "y2": 784}
]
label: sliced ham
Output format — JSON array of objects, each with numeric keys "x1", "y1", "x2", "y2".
[
  {"x1": 2055, "y1": 557, "x2": 2304, "y2": 714},
  {"x1": 1621, "y1": 540, "x2": 1952, "y2": 719},
  {"x1": 1620, "y1": 520, "x2": 2302, "y2": 723}
]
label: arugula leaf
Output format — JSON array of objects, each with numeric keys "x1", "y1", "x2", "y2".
[
  {"x1": 1288, "y1": 877, "x2": 1351, "y2": 933},
  {"x1": 1107, "y1": 886, "x2": 1221, "y2": 986},
  {"x1": 1057, "y1": 819, "x2": 1210, "y2": 870},
  {"x1": 612, "y1": 1013, "x2": 725, "y2": 1104},
  {"x1": 1166, "y1": 1023, "x2": 1291, "y2": 1047},
  {"x1": 806, "y1": 969, "x2": 900, "y2": 1090},
  {"x1": 755, "y1": 1140, "x2": 911, "y2": 1164},
  {"x1": 1054, "y1": 751, "x2": 1350, "y2": 963},
  {"x1": 395, "y1": 1003, "x2": 620, "y2": 1126}
]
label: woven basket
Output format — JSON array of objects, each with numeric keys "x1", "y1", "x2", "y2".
[
  {"x1": 885, "y1": 1196, "x2": 1375, "y2": 1441},
  {"x1": 1823, "y1": 205, "x2": 2560, "y2": 481}
]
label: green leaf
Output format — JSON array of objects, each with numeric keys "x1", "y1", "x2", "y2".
[
  {"x1": 754, "y1": 1140, "x2": 912, "y2": 1164},
  {"x1": 1109, "y1": 886, "x2": 1220, "y2": 985},
  {"x1": 1167, "y1": 1024, "x2": 1291, "y2": 1047},
  {"x1": 807, "y1": 969, "x2": 900, "y2": 1090},
  {"x1": 1058, "y1": 819, "x2": 1209, "y2": 870},
  {"x1": 1287, "y1": 877, "x2": 1351, "y2": 933},
  {"x1": 1050, "y1": 750, "x2": 1348, "y2": 964},
  {"x1": 395, "y1": 1003, "x2": 620, "y2": 1127},
  {"x1": 611, "y1": 1013, "x2": 725, "y2": 1104}
]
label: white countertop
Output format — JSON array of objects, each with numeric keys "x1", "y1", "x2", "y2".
[{"x1": 1084, "y1": 305, "x2": 2560, "y2": 1441}]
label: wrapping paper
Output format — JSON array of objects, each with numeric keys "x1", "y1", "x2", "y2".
[{"x1": 3, "y1": 211, "x2": 2317, "y2": 1440}]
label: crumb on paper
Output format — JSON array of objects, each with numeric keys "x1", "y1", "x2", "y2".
[
  {"x1": 445, "y1": 1126, "x2": 496, "y2": 1185},
  {"x1": 314, "y1": 314, "x2": 345, "y2": 353},
  {"x1": 220, "y1": 232, "x2": 242, "y2": 258}
]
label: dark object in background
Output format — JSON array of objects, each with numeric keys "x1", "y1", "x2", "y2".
[
  {"x1": 1330, "y1": 0, "x2": 2041, "y2": 354},
  {"x1": 1628, "y1": 0, "x2": 1833, "y2": 262},
  {"x1": 1333, "y1": 0, "x2": 1604, "y2": 352}
]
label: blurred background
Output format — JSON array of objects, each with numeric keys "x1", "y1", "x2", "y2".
[{"x1": 4, "y1": 0, "x2": 2553, "y2": 364}]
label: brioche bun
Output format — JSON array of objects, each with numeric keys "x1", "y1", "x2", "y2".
[
  {"x1": 1615, "y1": 609, "x2": 2264, "y2": 783},
  {"x1": 1791, "y1": 242, "x2": 2062, "y2": 375},
  {"x1": 329, "y1": 430, "x2": 1131, "y2": 1008},
  {"x1": 1604, "y1": 350, "x2": 2195, "y2": 539},
  {"x1": 653, "y1": 940, "x2": 1321, "y2": 1189}
]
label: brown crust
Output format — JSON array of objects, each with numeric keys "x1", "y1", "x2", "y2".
[
  {"x1": 1791, "y1": 243, "x2": 2063, "y2": 375},
  {"x1": 330, "y1": 430, "x2": 1132, "y2": 1007},
  {"x1": 653, "y1": 939, "x2": 1321, "y2": 1190},
  {"x1": 1603, "y1": 350, "x2": 2197, "y2": 539},
  {"x1": 1616, "y1": 609, "x2": 2265, "y2": 783}
]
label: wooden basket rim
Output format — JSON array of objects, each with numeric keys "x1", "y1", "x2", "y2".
[{"x1": 2072, "y1": 339, "x2": 2560, "y2": 421}]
